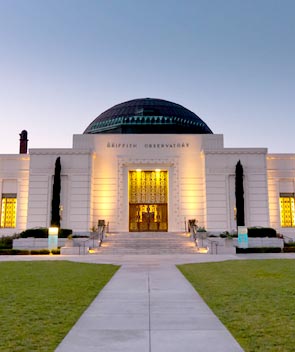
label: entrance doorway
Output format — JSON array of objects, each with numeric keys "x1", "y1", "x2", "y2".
[
  {"x1": 129, "y1": 170, "x2": 168, "y2": 232},
  {"x1": 129, "y1": 204, "x2": 168, "y2": 231}
]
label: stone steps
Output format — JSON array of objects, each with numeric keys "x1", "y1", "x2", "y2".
[{"x1": 92, "y1": 232, "x2": 198, "y2": 255}]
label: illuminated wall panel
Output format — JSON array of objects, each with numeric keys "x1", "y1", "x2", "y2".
[
  {"x1": 280, "y1": 195, "x2": 295, "y2": 227},
  {"x1": 129, "y1": 170, "x2": 168, "y2": 204},
  {"x1": 1, "y1": 195, "x2": 17, "y2": 228}
]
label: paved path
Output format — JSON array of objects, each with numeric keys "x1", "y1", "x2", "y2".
[{"x1": 55, "y1": 258, "x2": 244, "y2": 351}]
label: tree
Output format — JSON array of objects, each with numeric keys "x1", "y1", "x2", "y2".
[
  {"x1": 51, "y1": 157, "x2": 61, "y2": 227},
  {"x1": 235, "y1": 160, "x2": 245, "y2": 227}
]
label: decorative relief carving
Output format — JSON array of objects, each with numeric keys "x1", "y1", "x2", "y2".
[{"x1": 129, "y1": 170, "x2": 167, "y2": 204}]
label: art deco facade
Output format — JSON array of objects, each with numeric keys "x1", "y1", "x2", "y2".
[{"x1": 0, "y1": 98, "x2": 294, "y2": 239}]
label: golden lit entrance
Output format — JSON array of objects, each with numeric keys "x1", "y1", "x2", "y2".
[{"x1": 129, "y1": 170, "x2": 168, "y2": 231}]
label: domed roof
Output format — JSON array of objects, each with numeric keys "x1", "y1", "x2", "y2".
[{"x1": 83, "y1": 98, "x2": 213, "y2": 134}]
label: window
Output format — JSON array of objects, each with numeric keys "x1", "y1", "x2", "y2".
[
  {"x1": 1, "y1": 194, "x2": 17, "y2": 228},
  {"x1": 280, "y1": 193, "x2": 295, "y2": 227}
]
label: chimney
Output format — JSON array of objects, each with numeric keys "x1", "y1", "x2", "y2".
[{"x1": 19, "y1": 130, "x2": 28, "y2": 154}]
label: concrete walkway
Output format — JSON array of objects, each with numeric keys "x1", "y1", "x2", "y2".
[{"x1": 55, "y1": 258, "x2": 244, "y2": 352}]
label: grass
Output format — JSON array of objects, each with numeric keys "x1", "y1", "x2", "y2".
[
  {"x1": 0, "y1": 261, "x2": 119, "y2": 351},
  {"x1": 178, "y1": 259, "x2": 295, "y2": 352}
]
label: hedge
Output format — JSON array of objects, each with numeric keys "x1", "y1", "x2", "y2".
[
  {"x1": 0, "y1": 249, "x2": 59, "y2": 255},
  {"x1": 30, "y1": 249, "x2": 50, "y2": 255},
  {"x1": 236, "y1": 247, "x2": 281, "y2": 254},
  {"x1": 59, "y1": 229, "x2": 72, "y2": 238},
  {"x1": 18, "y1": 228, "x2": 72, "y2": 238},
  {"x1": 0, "y1": 235, "x2": 19, "y2": 249},
  {"x1": 283, "y1": 245, "x2": 295, "y2": 253},
  {"x1": 247, "y1": 227, "x2": 277, "y2": 238},
  {"x1": 0, "y1": 249, "x2": 30, "y2": 255},
  {"x1": 18, "y1": 228, "x2": 48, "y2": 238}
]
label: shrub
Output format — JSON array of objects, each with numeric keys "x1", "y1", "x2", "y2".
[
  {"x1": 0, "y1": 249, "x2": 30, "y2": 255},
  {"x1": 0, "y1": 234, "x2": 19, "y2": 249},
  {"x1": 19, "y1": 228, "x2": 72, "y2": 238},
  {"x1": 220, "y1": 231, "x2": 236, "y2": 239},
  {"x1": 283, "y1": 242, "x2": 295, "y2": 247},
  {"x1": 59, "y1": 229, "x2": 72, "y2": 238},
  {"x1": 19, "y1": 228, "x2": 48, "y2": 238},
  {"x1": 51, "y1": 248, "x2": 60, "y2": 255},
  {"x1": 247, "y1": 227, "x2": 277, "y2": 238},
  {"x1": 30, "y1": 249, "x2": 50, "y2": 255},
  {"x1": 283, "y1": 243, "x2": 295, "y2": 252},
  {"x1": 236, "y1": 247, "x2": 281, "y2": 254}
]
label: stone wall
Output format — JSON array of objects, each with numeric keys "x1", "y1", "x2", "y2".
[{"x1": 13, "y1": 238, "x2": 66, "y2": 249}]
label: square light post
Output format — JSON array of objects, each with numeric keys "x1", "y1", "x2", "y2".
[
  {"x1": 238, "y1": 226, "x2": 248, "y2": 249},
  {"x1": 48, "y1": 227, "x2": 59, "y2": 250}
]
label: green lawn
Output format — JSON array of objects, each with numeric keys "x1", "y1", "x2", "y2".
[
  {"x1": 178, "y1": 259, "x2": 295, "y2": 352},
  {"x1": 0, "y1": 261, "x2": 119, "y2": 351}
]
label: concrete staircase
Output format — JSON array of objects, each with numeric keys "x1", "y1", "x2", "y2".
[{"x1": 92, "y1": 232, "x2": 198, "y2": 255}]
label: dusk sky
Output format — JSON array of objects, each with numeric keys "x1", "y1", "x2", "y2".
[{"x1": 0, "y1": 0, "x2": 294, "y2": 154}]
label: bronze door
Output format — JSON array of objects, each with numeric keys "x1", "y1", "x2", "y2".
[{"x1": 129, "y1": 204, "x2": 168, "y2": 232}]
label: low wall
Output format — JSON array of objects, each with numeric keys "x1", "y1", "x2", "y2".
[
  {"x1": 60, "y1": 246, "x2": 89, "y2": 255},
  {"x1": 13, "y1": 238, "x2": 67, "y2": 250},
  {"x1": 207, "y1": 238, "x2": 236, "y2": 255},
  {"x1": 233, "y1": 237, "x2": 284, "y2": 249},
  {"x1": 197, "y1": 237, "x2": 284, "y2": 255}
]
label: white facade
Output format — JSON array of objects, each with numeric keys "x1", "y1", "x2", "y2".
[
  {"x1": 1, "y1": 130, "x2": 295, "y2": 239},
  {"x1": 0, "y1": 154, "x2": 30, "y2": 234}
]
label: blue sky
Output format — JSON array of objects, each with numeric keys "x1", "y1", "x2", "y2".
[{"x1": 0, "y1": 0, "x2": 294, "y2": 153}]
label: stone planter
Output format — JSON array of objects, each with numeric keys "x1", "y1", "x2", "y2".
[
  {"x1": 197, "y1": 231, "x2": 207, "y2": 239},
  {"x1": 65, "y1": 238, "x2": 74, "y2": 247},
  {"x1": 225, "y1": 238, "x2": 234, "y2": 247},
  {"x1": 196, "y1": 232, "x2": 208, "y2": 253}
]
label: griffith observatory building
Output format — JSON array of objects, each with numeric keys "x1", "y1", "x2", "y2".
[{"x1": 1, "y1": 98, "x2": 295, "y2": 239}]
